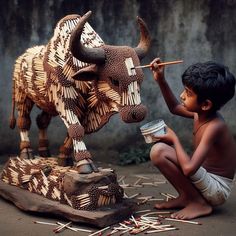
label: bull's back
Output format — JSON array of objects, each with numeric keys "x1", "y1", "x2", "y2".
[{"x1": 13, "y1": 46, "x2": 56, "y2": 114}]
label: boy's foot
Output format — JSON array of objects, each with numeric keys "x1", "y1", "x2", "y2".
[
  {"x1": 155, "y1": 196, "x2": 187, "y2": 209},
  {"x1": 171, "y1": 202, "x2": 212, "y2": 220}
]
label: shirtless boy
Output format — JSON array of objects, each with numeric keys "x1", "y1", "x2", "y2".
[{"x1": 149, "y1": 58, "x2": 236, "y2": 219}]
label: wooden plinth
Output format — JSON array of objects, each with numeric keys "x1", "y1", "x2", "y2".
[{"x1": 0, "y1": 180, "x2": 135, "y2": 228}]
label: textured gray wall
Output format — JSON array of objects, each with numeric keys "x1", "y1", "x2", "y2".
[{"x1": 0, "y1": 0, "x2": 236, "y2": 161}]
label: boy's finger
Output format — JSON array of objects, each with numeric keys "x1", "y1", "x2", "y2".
[
  {"x1": 153, "y1": 63, "x2": 160, "y2": 69},
  {"x1": 150, "y1": 57, "x2": 161, "y2": 65},
  {"x1": 151, "y1": 133, "x2": 166, "y2": 139}
]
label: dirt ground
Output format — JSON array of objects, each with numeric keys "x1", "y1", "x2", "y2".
[{"x1": 0, "y1": 158, "x2": 236, "y2": 236}]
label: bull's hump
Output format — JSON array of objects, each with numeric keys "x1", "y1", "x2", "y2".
[{"x1": 58, "y1": 14, "x2": 81, "y2": 25}]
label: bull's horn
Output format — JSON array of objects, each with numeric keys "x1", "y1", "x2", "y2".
[
  {"x1": 69, "y1": 11, "x2": 105, "y2": 64},
  {"x1": 134, "y1": 16, "x2": 151, "y2": 59}
]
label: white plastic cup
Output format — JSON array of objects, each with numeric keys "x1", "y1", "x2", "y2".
[{"x1": 140, "y1": 119, "x2": 166, "y2": 143}]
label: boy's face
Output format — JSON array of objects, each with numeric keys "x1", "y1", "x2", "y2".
[{"x1": 180, "y1": 86, "x2": 201, "y2": 112}]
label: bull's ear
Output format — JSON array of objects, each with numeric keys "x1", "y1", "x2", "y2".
[{"x1": 72, "y1": 64, "x2": 98, "y2": 81}]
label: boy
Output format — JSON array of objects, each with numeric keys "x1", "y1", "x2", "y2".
[{"x1": 149, "y1": 58, "x2": 236, "y2": 219}]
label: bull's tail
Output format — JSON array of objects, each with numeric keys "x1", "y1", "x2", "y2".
[{"x1": 9, "y1": 79, "x2": 16, "y2": 129}]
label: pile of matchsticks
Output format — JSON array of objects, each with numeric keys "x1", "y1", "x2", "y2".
[
  {"x1": 34, "y1": 211, "x2": 201, "y2": 235},
  {"x1": 117, "y1": 174, "x2": 176, "y2": 204},
  {"x1": 33, "y1": 173, "x2": 202, "y2": 235},
  {"x1": 104, "y1": 212, "x2": 202, "y2": 235}
]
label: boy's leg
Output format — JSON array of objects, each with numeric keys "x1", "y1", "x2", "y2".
[{"x1": 150, "y1": 142, "x2": 212, "y2": 219}]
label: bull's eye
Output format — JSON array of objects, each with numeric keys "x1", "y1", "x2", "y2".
[{"x1": 109, "y1": 77, "x2": 119, "y2": 87}]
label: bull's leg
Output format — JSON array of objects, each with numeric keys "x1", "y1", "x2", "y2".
[
  {"x1": 59, "y1": 118, "x2": 98, "y2": 174},
  {"x1": 16, "y1": 98, "x2": 34, "y2": 159},
  {"x1": 68, "y1": 123, "x2": 99, "y2": 174},
  {"x1": 36, "y1": 111, "x2": 51, "y2": 157},
  {"x1": 58, "y1": 135, "x2": 74, "y2": 166},
  {"x1": 55, "y1": 94, "x2": 98, "y2": 173}
]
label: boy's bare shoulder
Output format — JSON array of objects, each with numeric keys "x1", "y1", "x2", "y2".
[
  {"x1": 201, "y1": 115, "x2": 233, "y2": 147},
  {"x1": 210, "y1": 117, "x2": 232, "y2": 140}
]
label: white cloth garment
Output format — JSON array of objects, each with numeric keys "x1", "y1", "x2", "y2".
[{"x1": 190, "y1": 167, "x2": 233, "y2": 206}]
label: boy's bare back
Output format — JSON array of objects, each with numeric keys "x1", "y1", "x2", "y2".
[{"x1": 194, "y1": 114, "x2": 236, "y2": 179}]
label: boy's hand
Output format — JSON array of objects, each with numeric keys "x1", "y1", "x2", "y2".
[
  {"x1": 150, "y1": 58, "x2": 165, "y2": 82},
  {"x1": 151, "y1": 126, "x2": 178, "y2": 145}
]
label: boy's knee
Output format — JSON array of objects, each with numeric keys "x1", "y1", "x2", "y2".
[{"x1": 150, "y1": 143, "x2": 168, "y2": 166}]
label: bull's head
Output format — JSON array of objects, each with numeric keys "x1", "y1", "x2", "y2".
[{"x1": 70, "y1": 11, "x2": 151, "y2": 123}]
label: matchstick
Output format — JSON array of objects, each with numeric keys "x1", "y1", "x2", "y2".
[
  {"x1": 119, "y1": 223, "x2": 133, "y2": 230},
  {"x1": 142, "y1": 211, "x2": 172, "y2": 217},
  {"x1": 132, "y1": 174, "x2": 150, "y2": 180},
  {"x1": 53, "y1": 221, "x2": 72, "y2": 233},
  {"x1": 88, "y1": 226, "x2": 110, "y2": 236},
  {"x1": 147, "y1": 198, "x2": 164, "y2": 201},
  {"x1": 107, "y1": 229, "x2": 119, "y2": 235},
  {"x1": 128, "y1": 193, "x2": 140, "y2": 199},
  {"x1": 56, "y1": 222, "x2": 77, "y2": 232},
  {"x1": 130, "y1": 215, "x2": 139, "y2": 227},
  {"x1": 137, "y1": 196, "x2": 153, "y2": 200},
  {"x1": 34, "y1": 221, "x2": 57, "y2": 226},
  {"x1": 160, "y1": 192, "x2": 176, "y2": 199},
  {"x1": 133, "y1": 60, "x2": 183, "y2": 69},
  {"x1": 118, "y1": 175, "x2": 126, "y2": 182},
  {"x1": 129, "y1": 225, "x2": 149, "y2": 234},
  {"x1": 56, "y1": 222, "x2": 92, "y2": 233},
  {"x1": 134, "y1": 209, "x2": 151, "y2": 214},
  {"x1": 146, "y1": 227, "x2": 178, "y2": 234},
  {"x1": 165, "y1": 192, "x2": 177, "y2": 198},
  {"x1": 164, "y1": 217, "x2": 202, "y2": 225},
  {"x1": 133, "y1": 178, "x2": 142, "y2": 185},
  {"x1": 119, "y1": 227, "x2": 132, "y2": 235}
]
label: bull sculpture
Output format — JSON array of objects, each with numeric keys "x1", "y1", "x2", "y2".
[{"x1": 10, "y1": 11, "x2": 151, "y2": 174}]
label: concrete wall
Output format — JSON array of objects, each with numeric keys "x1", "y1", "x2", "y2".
[{"x1": 1, "y1": 0, "x2": 236, "y2": 161}]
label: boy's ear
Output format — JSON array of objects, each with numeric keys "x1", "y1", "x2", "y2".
[{"x1": 201, "y1": 99, "x2": 213, "y2": 111}]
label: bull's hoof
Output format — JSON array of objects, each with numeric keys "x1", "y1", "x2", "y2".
[
  {"x1": 88, "y1": 159, "x2": 99, "y2": 173},
  {"x1": 20, "y1": 148, "x2": 34, "y2": 159},
  {"x1": 75, "y1": 159, "x2": 99, "y2": 174},
  {"x1": 76, "y1": 163, "x2": 94, "y2": 174},
  {"x1": 38, "y1": 148, "x2": 51, "y2": 157}
]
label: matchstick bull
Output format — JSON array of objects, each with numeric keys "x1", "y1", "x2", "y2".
[{"x1": 10, "y1": 11, "x2": 151, "y2": 174}]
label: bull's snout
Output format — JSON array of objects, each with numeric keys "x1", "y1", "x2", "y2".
[{"x1": 119, "y1": 104, "x2": 147, "y2": 123}]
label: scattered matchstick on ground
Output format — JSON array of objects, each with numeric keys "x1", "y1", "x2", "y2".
[
  {"x1": 34, "y1": 220, "x2": 93, "y2": 233},
  {"x1": 88, "y1": 226, "x2": 110, "y2": 236},
  {"x1": 34, "y1": 221, "x2": 57, "y2": 226},
  {"x1": 164, "y1": 217, "x2": 202, "y2": 225},
  {"x1": 53, "y1": 221, "x2": 72, "y2": 233}
]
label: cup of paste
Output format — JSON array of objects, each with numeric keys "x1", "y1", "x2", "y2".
[{"x1": 140, "y1": 119, "x2": 166, "y2": 143}]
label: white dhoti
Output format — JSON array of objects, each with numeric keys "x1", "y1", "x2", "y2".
[{"x1": 190, "y1": 167, "x2": 233, "y2": 206}]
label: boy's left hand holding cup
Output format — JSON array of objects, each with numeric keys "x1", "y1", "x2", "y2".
[{"x1": 151, "y1": 126, "x2": 178, "y2": 145}]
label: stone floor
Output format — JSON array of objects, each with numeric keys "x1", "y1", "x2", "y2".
[{"x1": 0, "y1": 159, "x2": 236, "y2": 236}]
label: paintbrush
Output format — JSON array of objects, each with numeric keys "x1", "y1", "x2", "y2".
[{"x1": 132, "y1": 60, "x2": 183, "y2": 69}]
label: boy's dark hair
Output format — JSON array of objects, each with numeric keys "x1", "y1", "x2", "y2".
[{"x1": 182, "y1": 61, "x2": 235, "y2": 111}]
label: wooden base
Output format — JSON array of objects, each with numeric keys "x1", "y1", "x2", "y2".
[{"x1": 0, "y1": 180, "x2": 135, "y2": 228}]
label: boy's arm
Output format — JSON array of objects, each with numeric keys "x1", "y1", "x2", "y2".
[{"x1": 150, "y1": 58, "x2": 194, "y2": 118}]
